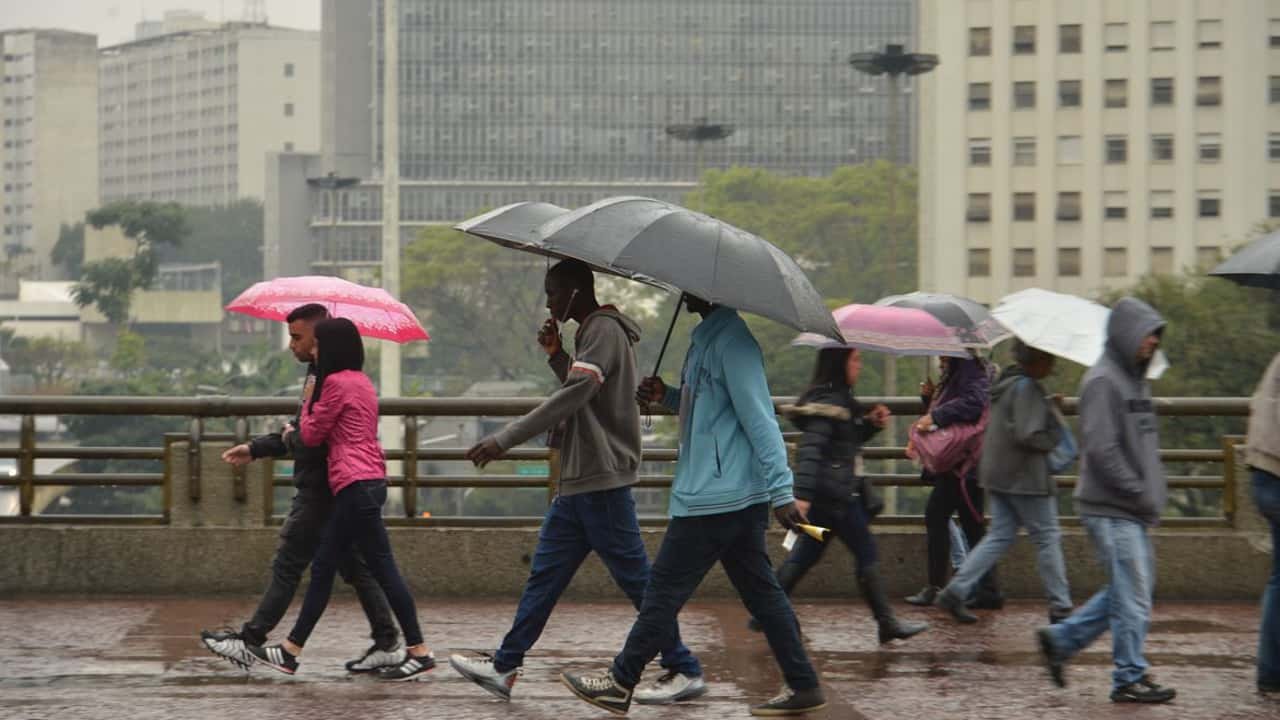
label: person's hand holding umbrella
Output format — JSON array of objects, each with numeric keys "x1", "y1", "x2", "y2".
[{"x1": 636, "y1": 376, "x2": 668, "y2": 407}]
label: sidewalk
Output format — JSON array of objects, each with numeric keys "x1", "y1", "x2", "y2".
[{"x1": 0, "y1": 596, "x2": 1273, "y2": 719}]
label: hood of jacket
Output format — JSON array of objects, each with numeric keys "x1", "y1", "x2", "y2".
[
  {"x1": 989, "y1": 364, "x2": 1030, "y2": 404},
  {"x1": 581, "y1": 305, "x2": 641, "y2": 344},
  {"x1": 1105, "y1": 297, "x2": 1166, "y2": 378}
]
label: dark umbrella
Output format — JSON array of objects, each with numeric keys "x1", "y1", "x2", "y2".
[
  {"x1": 1209, "y1": 232, "x2": 1280, "y2": 289},
  {"x1": 533, "y1": 196, "x2": 843, "y2": 371},
  {"x1": 874, "y1": 291, "x2": 1009, "y2": 348}
]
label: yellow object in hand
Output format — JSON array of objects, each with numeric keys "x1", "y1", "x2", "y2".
[{"x1": 796, "y1": 523, "x2": 830, "y2": 542}]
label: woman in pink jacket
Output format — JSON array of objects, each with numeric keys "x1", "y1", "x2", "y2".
[{"x1": 247, "y1": 317, "x2": 434, "y2": 681}]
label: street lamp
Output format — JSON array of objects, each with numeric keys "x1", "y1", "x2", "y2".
[
  {"x1": 306, "y1": 172, "x2": 360, "y2": 277},
  {"x1": 849, "y1": 44, "x2": 939, "y2": 507},
  {"x1": 665, "y1": 117, "x2": 735, "y2": 175}
]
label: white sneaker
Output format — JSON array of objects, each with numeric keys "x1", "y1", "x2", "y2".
[
  {"x1": 200, "y1": 628, "x2": 255, "y2": 670},
  {"x1": 449, "y1": 653, "x2": 519, "y2": 700},
  {"x1": 345, "y1": 644, "x2": 407, "y2": 673},
  {"x1": 633, "y1": 671, "x2": 708, "y2": 705}
]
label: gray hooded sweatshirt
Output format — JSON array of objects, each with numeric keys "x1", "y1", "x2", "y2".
[
  {"x1": 494, "y1": 306, "x2": 642, "y2": 496},
  {"x1": 1074, "y1": 297, "x2": 1168, "y2": 526}
]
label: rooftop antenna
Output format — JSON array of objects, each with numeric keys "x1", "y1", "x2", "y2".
[{"x1": 242, "y1": 0, "x2": 267, "y2": 24}]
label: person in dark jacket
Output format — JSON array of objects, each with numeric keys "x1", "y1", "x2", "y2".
[
  {"x1": 905, "y1": 354, "x2": 1002, "y2": 608},
  {"x1": 1036, "y1": 297, "x2": 1176, "y2": 704},
  {"x1": 199, "y1": 304, "x2": 400, "y2": 674},
  {"x1": 765, "y1": 347, "x2": 928, "y2": 644},
  {"x1": 936, "y1": 341, "x2": 1072, "y2": 624}
]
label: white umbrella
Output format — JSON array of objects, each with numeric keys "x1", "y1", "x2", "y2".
[{"x1": 991, "y1": 288, "x2": 1168, "y2": 379}]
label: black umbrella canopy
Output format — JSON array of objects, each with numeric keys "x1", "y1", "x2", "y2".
[{"x1": 1210, "y1": 231, "x2": 1280, "y2": 289}]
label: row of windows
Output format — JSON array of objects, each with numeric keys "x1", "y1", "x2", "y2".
[
  {"x1": 968, "y1": 18, "x2": 1274, "y2": 57},
  {"x1": 965, "y1": 246, "x2": 1219, "y2": 279},
  {"x1": 968, "y1": 133, "x2": 1232, "y2": 166},
  {"x1": 969, "y1": 77, "x2": 1224, "y2": 111},
  {"x1": 966, "y1": 189, "x2": 1230, "y2": 222}
]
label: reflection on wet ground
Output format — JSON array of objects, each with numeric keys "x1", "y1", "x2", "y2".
[{"x1": 0, "y1": 597, "x2": 1275, "y2": 719}]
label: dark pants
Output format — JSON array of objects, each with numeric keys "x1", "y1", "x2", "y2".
[
  {"x1": 494, "y1": 487, "x2": 701, "y2": 676},
  {"x1": 241, "y1": 485, "x2": 397, "y2": 649},
  {"x1": 287, "y1": 480, "x2": 424, "y2": 648},
  {"x1": 1253, "y1": 469, "x2": 1280, "y2": 687},
  {"x1": 925, "y1": 471, "x2": 998, "y2": 596},
  {"x1": 611, "y1": 503, "x2": 818, "y2": 692},
  {"x1": 780, "y1": 497, "x2": 877, "y2": 585}
]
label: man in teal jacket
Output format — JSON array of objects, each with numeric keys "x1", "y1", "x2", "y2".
[{"x1": 561, "y1": 295, "x2": 825, "y2": 717}]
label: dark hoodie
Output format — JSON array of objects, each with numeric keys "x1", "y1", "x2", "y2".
[
  {"x1": 781, "y1": 383, "x2": 880, "y2": 502},
  {"x1": 1074, "y1": 297, "x2": 1168, "y2": 526},
  {"x1": 248, "y1": 364, "x2": 329, "y2": 491},
  {"x1": 979, "y1": 365, "x2": 1061, "y2": 495},
  {"x1": 494, "y1": 306, "x2": 643, "y2": 496}
]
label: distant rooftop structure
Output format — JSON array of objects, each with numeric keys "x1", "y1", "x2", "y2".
[{"x1": 132, "y1": 9, "x2": 227, "y2": 42}]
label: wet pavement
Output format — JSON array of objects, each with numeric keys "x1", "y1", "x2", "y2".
[{"x1": 0, "y1": 596, "x2": 1275, "y2": 719}]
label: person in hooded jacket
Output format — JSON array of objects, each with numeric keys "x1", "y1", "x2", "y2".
[
  {"x1": 763, "y1": 347, "x2": 929, "y2": 644},
  {"x1": 904, "y1": 354, "x2": 1002, "y2": 609},
  {"x1": 935, "y1": 340, "x2": 1073, "y2": 625},
  {"x1": 1035, "y1": 297, "x2": 1177, "y2": 704},
  {"x1": 1246, "y1": 345, "x2": 1280, "y2": 695}
]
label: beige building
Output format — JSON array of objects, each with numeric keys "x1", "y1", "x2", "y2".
[
  {"x1": 98, "y1": 20, "x2": 319, "y2": 207},
  {"x1": 919, "y1": 0, "x2": 1280, "y2": 304},
  {"x1": 0, "y1": 29, "x2": 99, "y2": 286}
]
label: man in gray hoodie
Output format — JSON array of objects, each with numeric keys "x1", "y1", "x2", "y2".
[
  {"x1": 450, "y1": 259, "x2": 705, "y2": 705},
  {"x1": 1036, "y1": 297, "x2": 1175, "y2": 704}
]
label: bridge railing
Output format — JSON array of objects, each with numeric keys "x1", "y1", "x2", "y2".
[{"x1": 0, "y1": 395, "x2": 1249, "y2": 528}]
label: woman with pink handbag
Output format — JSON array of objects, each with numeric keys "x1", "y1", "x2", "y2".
[{"x1": 903, "y1": 354, "x2": 1003, "y2": 609}]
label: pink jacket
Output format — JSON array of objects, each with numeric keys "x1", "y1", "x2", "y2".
[{"x1": 299, "y1": 369, "x2": 386, "y2": 495}]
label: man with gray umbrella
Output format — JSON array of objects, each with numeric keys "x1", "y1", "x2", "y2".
[{"x1": 561, "y1": 294, "x2": 824, "y2": 717}]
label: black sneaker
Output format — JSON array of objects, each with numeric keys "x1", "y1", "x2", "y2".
[
  {"x1": 905, "y1": 586, "x2": 939, "y2": 606},
  {"x1": 561, "y1": 669, "x2": 633, "y2": 715},
  {"x1": 749, "y1": 686, "x2": 827, "y2": 716},
  {"x1": 345, "y1": 644, "x2": 407, "y2": 673},
  {"x1": 1111, "y1": 675, "x2": 1176, "y2": 703},
  {"x1": 936, "y1": 588, "x2": 978, "y2": 624},
  {"x1": 247, "y1": 643, "x2": 299, "y2": 676},
  {"x1": 1036, "y1": 627, "x2": 1066, "y2": 688},
  {"x1": 377, "y1": 652, "x2": 436, "y2": 681},
  {"x1": 200, "y1": 628, "x2": 255, "y2": 670}
]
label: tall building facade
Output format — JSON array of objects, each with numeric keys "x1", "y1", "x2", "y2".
[
  {"x1": 0, "y1": 29, "x2": 98, "y2": 285},
  {"x1": 919, "y1": 0, "x2": 1280, "y2": 304},
  {"x1": 268, "y1": 0, "x2": 917, "y2": 279},
  {"x1": 98, "y1": 21, "x2": 320, "y2": 207}
]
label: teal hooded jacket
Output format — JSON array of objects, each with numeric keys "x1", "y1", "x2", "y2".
[{"x1": 660, "y1": 307, "x2": 795, "y2": 517}]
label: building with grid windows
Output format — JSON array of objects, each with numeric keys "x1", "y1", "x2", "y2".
[
  {"x1": 98, "y1": 20, "x2": 319, "y2": 207},
  {"x1": 267, "y1": 0, "x2": 917, "y2": 280},
  {"x1": 919, "y1": 0, "x2": 1280, "y2": 304},
  {"x1": 0, "y1": 29, "x2": 98, "y2": 287}
]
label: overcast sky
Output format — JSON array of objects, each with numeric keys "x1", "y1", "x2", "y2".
[{"x1": 4, "y1": 0, "x2": 319, "y2": 46}]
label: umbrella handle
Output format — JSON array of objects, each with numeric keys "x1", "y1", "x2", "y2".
[{"x1": 644, "y1": 293, "x2": 684, "y2": 430}]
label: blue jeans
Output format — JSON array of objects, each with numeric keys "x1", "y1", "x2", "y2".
[
  {"x1": 493, "y1": 487, "x2": 701, "y2": 677},
  {"x1": 1252, "y1": 469, "x2": 1280, "y2": 687},
  {"x1": 944, "y1": 492, "x2": 1071, "y2": 613},
  {"x1": 612, "y1": 503, "x2": 818, "y2": 691},
  {"x1": 287, "y1": 480, "x2": 424, "y2": 648},
  {"x1": 781, "y1": 497, "x2": 876, "y2": 582},
  {"x1": 1043, "y1": 515, "x2": 1154, "y2": 689}
]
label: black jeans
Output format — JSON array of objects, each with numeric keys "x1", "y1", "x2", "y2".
[
  {"x1": 241, "y1": 486, "x2": 397, "y2": 649},
  {"x1": 287, "y1": 480, "x2": 424, "y2": 648},
  {"x1": 781, "y1": 497, "x2": 877, "y2": 585},
  {"x1": 925, "y1": 471, "x2": 998, "y2": 595},
  {"x1": 611, "y1": 503, "x2": 818, "y2": 691}
]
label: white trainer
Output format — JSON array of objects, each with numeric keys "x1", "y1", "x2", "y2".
[
  {"x1": 633, "y1": 671, "x2": 708, "y2": 705},
  {"x1": 449, "y1": 653, "x2": 519, "y2": 700}
]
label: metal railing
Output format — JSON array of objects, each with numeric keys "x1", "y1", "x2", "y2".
[{"x1": 0, "y1": 395, "x2": 1250, "y2": 527}]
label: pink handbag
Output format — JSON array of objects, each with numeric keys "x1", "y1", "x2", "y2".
[{"x1": 907, "y1": 406, "x2": 989, "y2": 477}]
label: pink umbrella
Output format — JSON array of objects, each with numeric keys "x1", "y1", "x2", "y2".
[
  {"x1": 792, "y1": 303, "x2": 968, "y2": 357},
  {"x1": 226, "y1": 276, "x2": 429, "y2": 344}
]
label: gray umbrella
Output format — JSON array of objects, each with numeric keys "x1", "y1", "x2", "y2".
[
  {"x1": 1209, "y1": 231, "x2": 1280, "y2": 289},
  {"x1": 453, "y1": 201, "x2": 569, "y2": 253},
  {"x1": 534, "y1": 197, "x2": 843, "y2": 342}
]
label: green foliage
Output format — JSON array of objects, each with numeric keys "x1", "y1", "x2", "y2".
[
  {"x1": 75, "y1": 201, "x2": 190, "y2": 324},
  {"x1": 1, "y1": 335, "x2": 91, "y2": 391},
  {"x1": 51, "y1": 222, "x2": 84, "y2": 277},
  {"x1": 109, "y1": 331, "x2": 147, "y2": 373},
  {"x1": 157, "y1": 200, "x2": 264, "y2": 303}
]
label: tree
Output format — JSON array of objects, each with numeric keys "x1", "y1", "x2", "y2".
[
  {"x1": 73, "y1": 201, "x2": 190, "y2": 324},
  {"x1": 157, "y1": 200, "x2": 264, "y2": 303},
  {"x1": 3, "y1": 336, "x2": 91, "y2": 391},
  {"x1": 50, "y1": 222, "x2": 84, "y2": 277}
]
